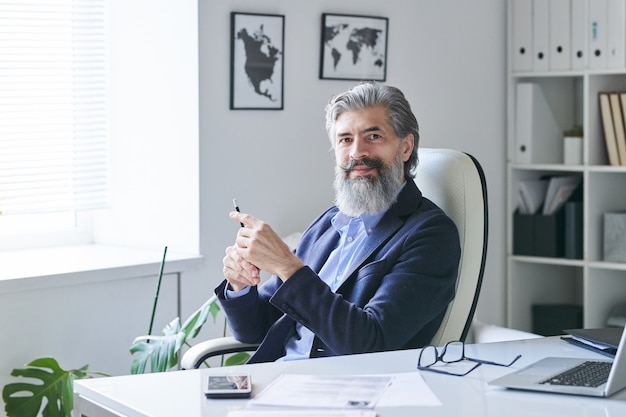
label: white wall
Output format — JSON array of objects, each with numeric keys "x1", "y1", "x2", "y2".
[
  {"x1": 189, "y1": 0, "x2": 507, "y2": 332},
  {"x1": 94, "y1": 0, "x2": 200, "y2": 253},
  {"x1": 1, "y1": 3, "x2": 507, "y2": 410}
]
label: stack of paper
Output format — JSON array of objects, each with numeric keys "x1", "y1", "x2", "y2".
[
  {"x1": 229, "y1": 372, "x2": 441, "y2": 416},
  {"x1": 249, "y1": 374, "x2": 392, "y2": 409},
  {"x1": 517, "y1": 179, "x2": 549, "y2": 214},
  {"x1": 517, "y1": 176, "x2": 581, "y2": 215},
  {"x1": 542, "y1": 176, "x2": 582, "y2": 215},
  {"x1": 562, "y1": 327, "x2": 623, "y2": 358}
]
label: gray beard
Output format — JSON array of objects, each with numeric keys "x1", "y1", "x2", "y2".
[{"x1": 334, "y1": 151, "x2": 404, "y2": 217}]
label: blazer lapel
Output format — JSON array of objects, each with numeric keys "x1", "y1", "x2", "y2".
[
  {"x1": 303, "y1": 225, "x2": 340, "y2": 273},
  {"x1": 342, "y1": 215, "x2": 402, "y2": 280}
]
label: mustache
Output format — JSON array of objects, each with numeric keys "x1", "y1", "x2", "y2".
[{"x1": 340, "y1": 158, "x2": 384, "y2": 173}]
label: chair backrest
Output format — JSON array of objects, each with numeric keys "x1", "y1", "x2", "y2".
[{"x1": 412, "y1": 148, "x2": 488, "y2": 346}]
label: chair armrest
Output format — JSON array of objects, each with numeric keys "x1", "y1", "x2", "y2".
[{"x1": 181, "y1": 336, "x2": 259, "y2": 369}]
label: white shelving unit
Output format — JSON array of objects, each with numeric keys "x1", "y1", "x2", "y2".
[{"x1": 507, "y1": 0, "x2": 626, "y2": 333}]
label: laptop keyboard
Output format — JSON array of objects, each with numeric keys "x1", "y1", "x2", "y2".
[{"x1": 540, "y1": 361, "x2": 612, "y2": 387}]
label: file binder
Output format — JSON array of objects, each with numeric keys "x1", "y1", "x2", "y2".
[
  {"x1": 564, "y1": 201, "x2": 583, "y2": 259},
  {"x1": 550, "y1": 0, "x2": 571, "y2": 70},
  {"x1": 535, "y1": 208, "x2": 566, "y2": 257},
  {"x1": 607, "y1": 0, "x2": 626, "y2": 68},
  {"x1": 609, "y1": 93, "x2": 626, "y2": 165},
  {"x1": 571, "y1": 0, "x2": 587, "y2": 69},
  {"x1": 513, "y1": 210, "x2": 534, "y2": 256},
  {"x1": 599, "y1": 92, "x2": 621, "y2": 166},
  {"x1": 619, "y1": 92, "x2": 626, "y2": 164},
  {"x1": 532, "y1": 0, "x2": 550, "y2": 71},
  {"x1": 589, "y1": 0, "x2": 609, "y2": 70},
  {"x1": 515, "y1": 83, "x2": 562, "y2": 164},
  {"x1": 512, "y1": 0, "x2": 533, "y2": 71}
]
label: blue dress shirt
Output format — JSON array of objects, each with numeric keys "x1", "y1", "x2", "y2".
[{"x1": 277, "y1": 210, "x2": 385, "y2": 361}]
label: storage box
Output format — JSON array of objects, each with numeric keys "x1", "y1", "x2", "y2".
[
  {"x1": 513, "y1": 208, "x2": 565, "y2": 257},
  {"x1": 534, "y1": 209, "x2": 565, "y2": 257},
  {"x1": 513, "y1": 211, "x2": 534, "y2": 255},
  {"x1": 604, "y1": 212, "x2": 626, "y2": 262},
  {"x1": 532, "y1": 304, "x2": 583, "y2": 336}
]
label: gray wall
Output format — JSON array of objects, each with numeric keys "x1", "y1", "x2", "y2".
[
  {"x1": 0, "y1": 4, "x2": 507, "y2": 412},
  {"x1": 0, "y1": 3, "x2": 507, "y2": 412},
  {"x1": 189, "y1": 0, "x2": 507, "y2": 330}
]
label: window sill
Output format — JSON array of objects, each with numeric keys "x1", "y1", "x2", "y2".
[{"x1": 0, "y1": 244, "x2": 204, "y2": 294}]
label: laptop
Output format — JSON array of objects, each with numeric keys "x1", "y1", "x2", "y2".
[{"x1": 489, "y1": 326, "x2": 626, "y2": 397}]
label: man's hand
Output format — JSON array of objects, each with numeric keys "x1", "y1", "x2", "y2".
[
  {"x1": 229, "y1": 210, "x2": 304, "y2": 282},
  {"x1": 223, "y1": 243, "x2": 260, "y2": 291}
]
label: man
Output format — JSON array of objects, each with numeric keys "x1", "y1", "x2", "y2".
[{"x1": 217, "y1": 81, "x2": 460, "y2": 364}]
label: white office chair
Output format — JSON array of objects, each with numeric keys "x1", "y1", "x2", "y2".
[
  {"x1": 415, "y1": 148, "x2": 488, "y2": 346},
  {"x1": 181, "y1": 148, "x2": 488, "y2": 369}
]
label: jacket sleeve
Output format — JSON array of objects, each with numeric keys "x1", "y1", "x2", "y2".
[{"x1": 214, "y1": 277, "x2": 284, "y2": 344}]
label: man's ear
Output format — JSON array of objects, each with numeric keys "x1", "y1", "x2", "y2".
[{"x1": 401, "y1": 134, "x2": 414, "y2": 162}]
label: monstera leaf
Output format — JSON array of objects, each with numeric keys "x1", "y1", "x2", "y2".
[
  {"x1": 130, "y1": 295, "x2": 222, "y2": 374},
  {"x1": 2, "y1": 357, "x2": 97, "y2": 417},
  {"x1": 224, "y1": 352, "x2": 251, "y2": 367}
]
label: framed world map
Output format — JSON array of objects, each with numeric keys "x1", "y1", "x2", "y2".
[
  {"x1": 230, "y1": 12, "x2": 284, "y2": 110},
  {"x1": 320, "y1": 14, "x2": 388, "y2": 81}
]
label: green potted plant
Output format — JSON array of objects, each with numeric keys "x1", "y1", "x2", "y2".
[
  {"x1": 563, "y1": 124, "x2": 583, "y2": 137},
  {"x1": 129, "y1": 295, "x2": 249, "y2": 374},
  {"x1": 3, "y1": 247, "x2": 249, "y2": 417},
  {"x1": 2, "y1": 295, "x2": 249, "y2": 417}
]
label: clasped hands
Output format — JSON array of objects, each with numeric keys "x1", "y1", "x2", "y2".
[{"x1": 223, "y1": 210, "x2": 304, "y2": 292}]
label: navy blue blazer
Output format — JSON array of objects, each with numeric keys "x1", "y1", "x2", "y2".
[{"x1": 215, "y1": 180, "x2": 460, "y2": 364}]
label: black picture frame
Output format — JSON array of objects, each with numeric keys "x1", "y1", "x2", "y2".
[
  {"x1": 230, "y1": 12, "x2": 284, "y2": 110},
  {"x1": 319, "y1": 13, "x2": 388, "y2": 81}
]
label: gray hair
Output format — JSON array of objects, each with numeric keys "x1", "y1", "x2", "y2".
[{"x1": 324, "y1": 81, "x2": 419, "y2": 179}]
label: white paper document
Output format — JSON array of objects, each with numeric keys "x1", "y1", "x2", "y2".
[
  {"x1": 228, "y1": 410, "x2": 377, "y2": 417},
  {"x1": 250, "y1": 374, "x2": 391, "y2": 409},
  {"x1": 247, "y1": 372, "x2": 441, "y2": 410},
  {"x1": 517, "y1": 179, "x2": 549, "y2": 214},
  {"x1": 542, "y1": 176, "x2": 582, "y2": 215}
]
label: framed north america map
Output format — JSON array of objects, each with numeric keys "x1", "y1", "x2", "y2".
[
  {"x1": 319, "y1": 14, "x2": 388, "y2": 81},
  {"x1": 230, "y1": 12, "x2": 284, "y2": 110}
]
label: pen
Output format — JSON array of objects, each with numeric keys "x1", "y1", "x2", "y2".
[{"x1": 232, "y1": 198, "x2": 244, "y2": 227}]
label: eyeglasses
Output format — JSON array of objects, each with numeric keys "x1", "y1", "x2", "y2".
[{"x1": 417, "y1": 341, "x2": 522, "y2": 377}]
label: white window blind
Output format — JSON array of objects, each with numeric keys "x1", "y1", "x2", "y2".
[{"x1": 0, "y1": 0, "x2": 108, "y2": 216}]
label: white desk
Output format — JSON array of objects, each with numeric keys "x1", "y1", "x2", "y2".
[{"x1": 74, "y1": 337, "x2": 626, "y2": 417}]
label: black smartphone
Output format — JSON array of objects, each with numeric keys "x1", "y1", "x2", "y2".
[{"x1": 205, "y1": 375, "x2": 252, "y2": 399}]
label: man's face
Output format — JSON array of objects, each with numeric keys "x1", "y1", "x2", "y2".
[
  {"x1": 333, "y1": 106, "x2": 413, "y2": 182},
  {"x1": 332, "y1": 106, "x2": 415, "y2": 216}
]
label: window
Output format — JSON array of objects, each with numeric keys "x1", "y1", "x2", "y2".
[
  {"x1": 0, "y1": 0, "x2": 199, "y2": 256},
  {"x1": 0, "y1": 0, "x2": 108, "y2": 247}
]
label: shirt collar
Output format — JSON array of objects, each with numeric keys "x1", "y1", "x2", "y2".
[{"x1": 331, "y1": 211, "x2": 383, "y2": 235}]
